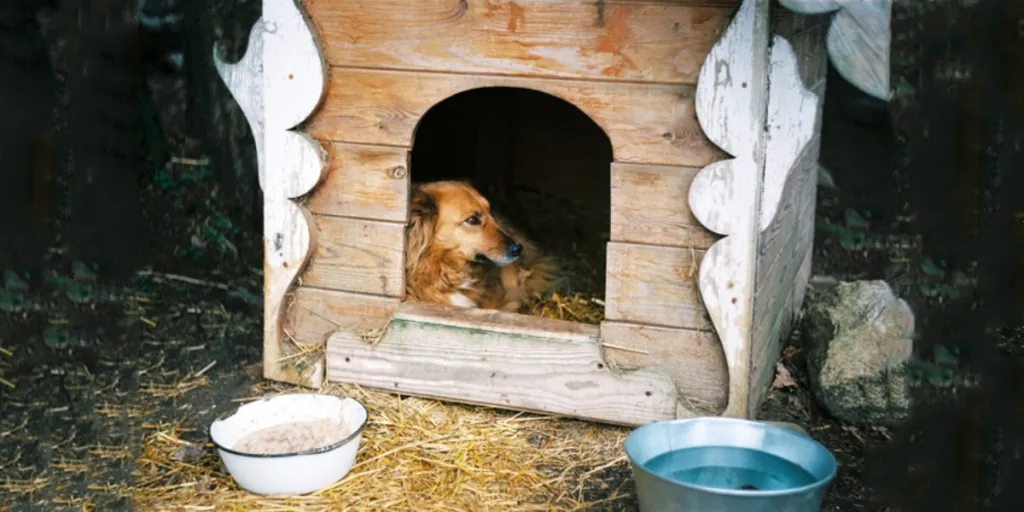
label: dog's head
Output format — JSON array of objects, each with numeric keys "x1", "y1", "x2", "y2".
[{"x1": 406, "y1": 181, "x2": 523, "y2": 267}]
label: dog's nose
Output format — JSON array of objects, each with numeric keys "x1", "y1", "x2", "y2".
[{"x1": 508, "y1": 242, "x2": 523, "y2": 257}]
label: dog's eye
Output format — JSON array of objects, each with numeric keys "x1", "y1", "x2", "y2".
[{"x1": 465, "y1": 215, "x2": 481, "y2": 226}]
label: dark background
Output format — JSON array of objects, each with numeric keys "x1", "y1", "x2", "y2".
[{"x1": 0, "y1": 0, "x2": 1022, "y2": 510}]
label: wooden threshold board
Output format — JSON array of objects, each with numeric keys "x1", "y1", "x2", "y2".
[{"x1": 325, "y1": 302, "x2": 681, "y2": 426}]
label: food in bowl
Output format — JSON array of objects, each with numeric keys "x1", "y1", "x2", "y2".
[
  {"x1": 209, "y1": 393, "x2": 368, "y2": 495},
  {"x1": 233, "y1": 417, "x2": 354, "y2": 455}
]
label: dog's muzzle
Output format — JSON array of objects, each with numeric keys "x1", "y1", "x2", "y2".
[
  {"x1": 478, "y1": 238, "x2": 523, "y2": 267},
  {"x1": 499, "y1": 237, "x2": 523, "y2": 266},
  {"x1": 507, "y1": 242, "x2": 523, "y2": 258}
]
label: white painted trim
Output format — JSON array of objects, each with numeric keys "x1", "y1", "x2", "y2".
[
  {"x1": 214, "y1": 0, "x2": 330, "y2": 387},
  {"x1": 779, "y1": 0, "x2": 891, "y2": 100},
  {"x1": 760, "y1": 35, "x2": 822, "y2": 232},
  {"x1": 778, "y1": 0, "x2": 839, "y2": 14},
  {"x1": 213, "y1": 20, "x2": 266, "y2": 189},
  {"x1": 690, "y1": 0, "x2": 772, "y2": 418}
]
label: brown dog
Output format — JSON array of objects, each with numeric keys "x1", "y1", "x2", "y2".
[{"x1": 404, "y1": 181, "x2": 559, "y2": 312}]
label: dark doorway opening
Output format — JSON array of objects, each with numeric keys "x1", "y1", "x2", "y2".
[{"x1": 410, "y1": 87, "x2": 614, "y2": 319}]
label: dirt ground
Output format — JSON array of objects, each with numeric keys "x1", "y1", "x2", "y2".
[{"x1": 2, "y1": 11, "x2": 1023, "y2": 512}]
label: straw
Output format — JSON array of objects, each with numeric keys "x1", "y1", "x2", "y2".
[
  {"x1": 129, "y1": 382, "x2": 635, "y2": 511},
  {"x1": 123, "y1": 186, "x2": 628, "y2": 510}
]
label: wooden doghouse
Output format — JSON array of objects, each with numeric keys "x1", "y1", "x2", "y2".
[{"x1": 215, "y1": 0, "x2": 891, "y2": 426}]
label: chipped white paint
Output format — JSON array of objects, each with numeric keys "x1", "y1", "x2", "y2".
[
  {"x1": 780, "y1": 0, "x2": 891, "y2": 100},
  {"x1": 749, "y1": 27, "x2": 827, "y2": 417},
  {"x1": 690, "y1": 0, "x2": 771, "y2": 418},
  {"x1": 262, "y1": 0, "x2": 327, "y2": 132},
  {"x1": 827, "y1": 0, "x2": 890, "y2": 100},
  {"x1": 213, "y1": 21, "x2": 266, "y2": 189},
  {"x1": 214, "y1": 0, "x2": 329, "y2": 387},
  {"x1": 215, "y1": 0, "x2": 831, "y2": 424},
  {"x1": 262, "y1": 0, "x2": 329, "y2": 201},
  {"x1": 759, "y1": 36, "x2": 821, "y2": 231}
]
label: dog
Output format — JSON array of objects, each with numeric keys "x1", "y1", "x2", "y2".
[{"x1": 404, "y1": 181, "x2": 560, "y2": 313}]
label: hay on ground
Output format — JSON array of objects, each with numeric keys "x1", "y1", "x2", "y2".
[
  {"x1": 128, "y1": 187, "x2": 625, "y2": 510},
  {"x1": 130, "y1": 382, "x2": 633, "y2": 512}
]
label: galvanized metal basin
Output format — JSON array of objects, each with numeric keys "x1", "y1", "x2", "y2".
[{"x1": 625, "y1": 417, "x2": 837, "y2": 512}]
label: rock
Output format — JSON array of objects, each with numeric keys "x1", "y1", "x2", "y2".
[
  {"x1": 173, "y1": 443, "x2": 206, "y2": 464},
  {"x1": 803, "y1": 279, "x2": 915, "y2": 426}
]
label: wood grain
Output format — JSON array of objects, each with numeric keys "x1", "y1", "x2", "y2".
[
  {"x1": 610, "y1": 162, "x2": 718, "y2": 248},
  {"x1": 789, "y1": 25, "x2": 829, "y2": 91},
  {"x1": 759, "y1": 34, "x2": 823, "y2": 231},
  {"x1": 285, "y1": 286, "x2": 401, "y2": 346},
  {"x1": 304, "y1": 67, "x2": 723, "y2": 167},
  {"x1": 771, "y1": 2, "x2": 832, "y2": 37},
  {"x1": 749, "y1": 243, "x2": 812, "y2": 414},
  {"x1": 604, "y1": 242, "x2": 711, "y2": 330},
  {"x1": 751, "y1": 147, "x2": 817, "y2": 360},
  {"x1": 749, "y1": 137, "x2": 820, "y2": 417},
  {"x1": 305, "y1": 142, "x2": 411, "y2": 222},
  {"x1": 747, "y1": 14, "x2": 827, "y2": 415},
  {"x1": 214, "y1": 2, "x2": 331, "y2": 388},
  {"x1": 825, "y1": 0, "x2": 891, "y2": 101},
  {"x1": 398, "y1": 302, "x2": 601, "y2": 341},
  {"x1": 600, "y1": 321, "x2": 728, "y2": 413},
  {"x1": 774, "y1": 22, "x2": 829, "y2": 91},
  {"x1": 303, "y1": 216, "x2": 406, "y2": 297},
  {"x1": 770, "y1": 1, "x2": 832, "y2": 87},
  {"x1": 326, "y1": 302, "x2": 680, "y2": 426},
  {"x1": 688, "y1": 0, "x2": 771, "y2": 418},
  {"x1": 303, "y1": 0, "x2": 734, "y2": 84},
  {"x1": 778, "y1": 0, "x2": 890, "y2": 100}
]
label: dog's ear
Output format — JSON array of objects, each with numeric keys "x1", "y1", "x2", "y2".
[
  {"x1": 409, "y1": 185, "x2": 437, "y2": 220},
  {"x1": 405, "y1": 185, "x2": 437, "y2": 274}
]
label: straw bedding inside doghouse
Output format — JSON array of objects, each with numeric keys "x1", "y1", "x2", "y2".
[
  {"x1": 492, "y1": 186, "x2": 608, "y2": 325},
  {"x1": 130, "y1": 382, "x2": 633, "y2": 511}
]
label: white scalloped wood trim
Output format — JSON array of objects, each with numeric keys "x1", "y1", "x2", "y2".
[
  {"x1": 690, "y1": 0, "x2": 771, "y2": 418},
  {"x1": 779, "y1": 0, "x2": 891, "y2": 100},
  {"x1": 214, "y1": 0, "x2": 329, "y2": 388},
  {"x1": 778, "y1": 0, "x2": 838, "y2": 14},
  {"x1": 760, "y1": 36, "x2": 821, "y2": 231},
  {"x1": 213, "y1": 22, "x2": 265, "y2": 189}
]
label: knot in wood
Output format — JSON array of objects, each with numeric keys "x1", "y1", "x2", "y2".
[{"x1": 388, "y1": 166, "x2": 407, "y2": 180}]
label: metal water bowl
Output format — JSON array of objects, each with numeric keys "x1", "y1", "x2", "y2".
[{"x1": 625, "y1": 417, "x2": 837, "y2": 512}]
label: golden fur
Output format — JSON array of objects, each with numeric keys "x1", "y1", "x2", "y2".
[{"x1": 404, "y1": 181, "x2": 559, "y2": 312}]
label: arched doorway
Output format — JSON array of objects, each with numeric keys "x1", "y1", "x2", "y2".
[{"x1": 409, "y1": 87, "x2": 613, "y2": 321}]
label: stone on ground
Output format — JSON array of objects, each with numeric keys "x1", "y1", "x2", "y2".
[{"x1": 803, "y1": 279, "x2": 915, "y2": 426}]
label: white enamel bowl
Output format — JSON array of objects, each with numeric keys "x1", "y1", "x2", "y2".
[{"x1": 209, "y1": 393, "x2": 368, "y2": 495}]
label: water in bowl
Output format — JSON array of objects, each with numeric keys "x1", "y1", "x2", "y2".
[{"x1": 644, "y1": 446, "x2": 816, "y2": 492}]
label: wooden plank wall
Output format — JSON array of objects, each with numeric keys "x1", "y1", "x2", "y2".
[
  {"x1": 747, "y1": 4, "x2": 831, "y2": 415},
  {"x1": 304, "y1": 68, "x2": 721, "y2": 167},
  {"x1": 303, "y1": 0, "x2": 738, "y2": 83},
  {"x1": 289, "y1": 0, "x2": 739, "y2": 405}
]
